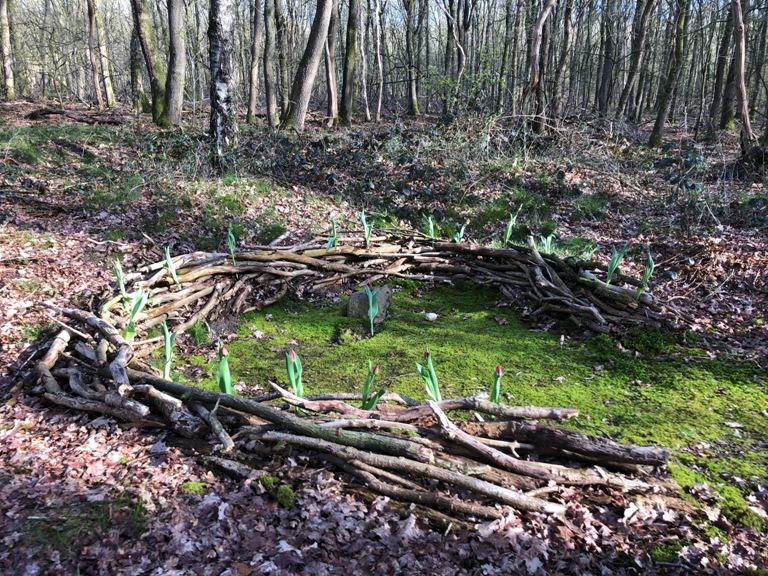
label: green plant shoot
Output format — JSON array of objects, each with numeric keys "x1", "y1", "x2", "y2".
[
  {"x1": 285, "y1": 349, "x2": 303, "y2": 397},
  {"x1": 122, "y1": 288, "x2": 150, "y2": 342},
  {"x1": 361, "y1": 211, "x2": 373, "y2": 248},
  {"x1": 227, "y1": 225, "x2": 236, "y2": 265},
  {"x1": 422, "y1": 214, "x2": 438, "y2": 239},
  {"x1": 365, "y1": 285, "x2": 378, "y2": 337},
  {"x1": 636, "y1": 250, "x2": 656, "y2": 299},
  {"x1": 326, "y1": 217, "x2": 338, "y2": 250},
  {"x1": 112, "y1": 260, "x2": 128, "y2": 300},
  {"x1": 490, "y1": 364, "x2": 503, "y2": 404},
  {"x1": 161, "y1": 320, "x2": 176, "y2": 380},
  {"x1": 536, "y1": 234, "x2": 556, "y2": 254},
  {"x1": 606, "y1": 241, "x2": 632, "y2": 285},
  {"x1": 503, "y1": 206, "x2": 522, "y2": 247},
  {"x1": 417, "y1": 349, "x2": 441, "y2": 402},
  {"x1": 216, "y1": 340, "x2": 233, "y2": 395},
  {"x1": 164, "y1": 247, "x2": 181, "y2": 289},
  {"x1": 452, "y1": 223, "x2": 467, "y2": 243},
  {"x1": 361, "y1": 361, "x2": 386, "y2": 410}
]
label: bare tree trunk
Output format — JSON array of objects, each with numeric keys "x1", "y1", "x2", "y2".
[
  {"x1": 247, "y1": 0, "x2": 264, "y2": 123},
  {"x1": 129, "y1": 28, "x2": 146, "y2": 111},
  {"x1": 551, "y1": 0, "x2": 572, "y2": 117},
  {"x1": 359, "y1": 0, "x2": 371, "y2": 121},
  {"x1": 708, "y1": 5, "x2": 733, "y2": 125},
  {"x1": 0, "y1": 0, "x2": 14, "y2": 99},
  {"x1": 373, "y1": 0, "x2": 383, "y2": 121},
  {"x1": 86, "y1": 0, "x2": 104, "y2": 109},
  {"x1": 403, "y1": 0, "x2": 419, "y2": 115},
  {"x1": 324, "y1": 0, "x2": 339, "y2": 126},
  {"x1": 341, "y1": 0, "x2": 361, "y2": 124},
  {"x1": 162, "y1": 0, "x2": 186, "y2": 126},
  {"x1": 730, "y1": 0, "x2": 755, "y2": 152},
  {"x1": 263, "y1": 0, "x2": 279, "y2": 127},
  {"x1": 131, "y1": 0, "x2": 166, "y2": 123},
  {"x1": 496, "y1": 0, "x2": 514, "y2": 113},
  {"x1": 94, "y1": 0, "x2": 115, "y2": 107},
  {"x1": 280, "y1": 0, "x2": 334, "y2": 132},
  {"x1": 596, "y1": 0, "x2": 615, "y2": 114},
  {"x1": 519, "y1": 0, "x2": 555, "y2": 113},
  {"x1": 648, "y1": 0, "x2": 689, "y2": 146},
  {"x1": 209, "y1": 0, "x2": 237, "y2": 160},
  {"x1": 275, "y1": 0, "x2": 290, "y2": 115},
  {"x1": 617, "y1": 0, "x2": 657, "y2": 117}
]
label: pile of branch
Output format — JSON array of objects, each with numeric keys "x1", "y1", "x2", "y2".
[
  {"x1": 32, "y1": 310, "x2": 674, "y2": 521},
  {"x1": 104, "y1": 237, "x2": 686, "y2": 356},
  {"x1": 25, "y1": 237, "x2": 683, "y2": 522}
]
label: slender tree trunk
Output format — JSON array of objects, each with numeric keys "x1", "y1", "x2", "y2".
[
  {"x1": 131, "y1": 0, "x2": 166, "y2": 122},
  {"x1": 496, "y1": 0, "x2": 514, "y2": 113},
  {"x1": 281, "y1": 0, "x2": 334, "y2": 132},
  {"x1": 730, "y1": 0, "x2": 755, "y2": 152},
  {"x1": 359, "y1": 0, "x2": 371, "y2": 121},
  {"x1": 533, "y1": 19, "x2": 548, "y2": 132},
  {"x1": 162, "y1": 0, "x2": 186, "y2": 126},
  {"x1": 86, "y1": 0, "x2": 104, "y2": 109},
  {"x1": 373, "y1": 0, "x2": 383, "y2": 121},
  {"x1": 263, "y1": 0, "x2": 279, "y2": 127},
  {"x1": 617, "y1": 0, "x2": 657, "y2": 117},
  {"x1": 340, "y1": 0, "x2": 361, "y2": 123},
  {"x1": 551, "y1": 0, "x2": 572, "y2": 117},
  {"x1": 209, "y1": 0, "x2": 237, "y2": 160},
  {"x1": 403, "y1": 0, "x2": 419, "y2": 115},
  {"x1": 94, "y1": 0, "x2": 115, "y2": 107},
  {"x1": 520, "y1": 0, "x2": 555, "y2": 113},
  {"x1": 0, "y1": 0, "x2": 14, "y2": 99},
  {"x1": 130, "y1": 29, "x2": 144, "y2": 111},
  {"x1": 324, "y1": 0, "x2": 339, "y2": 126},
  {"x1": 275, "y1": 0, "x2": 290, "y2": 115},
  {"x1": 247, "y1": 0, "x2": 264, "y2": 123},
  {"x1": 596, "y1": 0, "x2": 615, "y2": 114},
  {"x1": 708, "y1": 5, "x2": 733, "y2": 124},
  {"x1": 648, "y1": 0, "x2": 689, "y2": 146}
]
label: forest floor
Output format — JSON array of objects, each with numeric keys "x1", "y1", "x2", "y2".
[{"x1": 1, "y1": 100, "x2": 767, "y2": 574}]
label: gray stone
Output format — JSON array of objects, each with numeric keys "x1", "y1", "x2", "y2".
[{"x1": 347, "y1": 286, "x2": 392, "y2": 324}]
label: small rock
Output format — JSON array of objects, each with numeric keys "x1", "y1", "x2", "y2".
[
  {"x1": 348, "y1": 286, "x2": 392, "y2": 324},
  {"x1": 723, "y1": 421, "x2": 744, "y2": 429},
  {"x1": 425, "y1": 312, "x2": 438, "y2": 322}
]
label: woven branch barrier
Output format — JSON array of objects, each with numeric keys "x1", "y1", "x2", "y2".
[{"x1": 28, "y1": 236, "x2": 686, "y2": 523}]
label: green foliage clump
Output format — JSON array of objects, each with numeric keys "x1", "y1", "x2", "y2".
[
  {"x1": 179, "y1": 481, "x2": 206, "y2": 496},
  {"x1": 258, "y1": 475, "x2": 280, "y2": 491},
  {"x1": 276, "y1": 485, "x2": 297, "y2": 508},
  {"x1": 187, "y1": 321, "x2": 209, "y2": 346},
  {"x1": 649, "y1": 541, "x2": 684, "y2": 563}
]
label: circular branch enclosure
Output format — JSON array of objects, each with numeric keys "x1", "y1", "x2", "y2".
[{"x1": 30, "y1": 236, "x2": 686, "y2": 523}]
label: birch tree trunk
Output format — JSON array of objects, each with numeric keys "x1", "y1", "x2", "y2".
[
  {"x1": 263, "y1": 0, "x2": 279, "y2": 127},
  {"x1": 403, "y1": 0, "x2": 419, "y2": 115},
  {"x1": 340, "y1": 0, "x2": 360, "y2": 124},
  {"x1": 280, "y1": 0, "x2": 333, "y2": 132},
  {"x1": 209, "y1": 0, "x2": 237, "y2": 160},
  {"x1": 246, "y1": 0, "x2": 264, "y2": 123},
  {"x1": 0, "y1": 0, "x2": 15, "y2": 99},
  {"x1": 324, "y1": 0, "x2": 339, "y2": 126},
  {"x1": 162, "y1": 0, "x2": 186, "y2": 126}
]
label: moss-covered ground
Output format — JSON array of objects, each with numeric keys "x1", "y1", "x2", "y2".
[{"x1": 168, "y1": 282, "x2": 768, "y2": 532}]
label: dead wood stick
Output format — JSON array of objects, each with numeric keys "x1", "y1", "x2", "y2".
[
  {"x1": 42, "y1": 392, "x2": 159, "y2": 425},
  {"x1": 132, "y1": 384, "x2": 183, "y2": 408},
  {"x1": 118, "y1": 368, "x2": 436, "y2": 463},
  {"x1": 371, "y1": 397, "x2": 579, "y2": 423},
  {"x1": 427, "y1": 401, "x2": 561, "y2": 482},
  {"x1": 35, "y1": 330, "x2": 70, "y2": 394},
  {"x1": 459, "y1": 420, "x2": 670, "y2": 466},
  {"x1": 175, "y1": 264, "x2": 315, "y2": 284},
  {"x1": 191, "y1": 402, "x2": 235, "y2": 452},
  {"x1": 269, "y1": 382, "x2": 373, "y2": 417},
  {"x1": 263, "y1": 431, "x2": 565, "y2": 514},
  {"x1": 340, "y1": 460, "x2": 504, "y2": 519},
  {"x1": 96, "y1": 338, "x2": 109, "y2": 366},
  {"x1": 141, "y1": 285, "x2": 216, "y2": 321}
]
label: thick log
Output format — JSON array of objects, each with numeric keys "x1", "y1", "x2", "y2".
[{"x1": 459, "y1": 420, "x2": 670, "y2": 466}]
